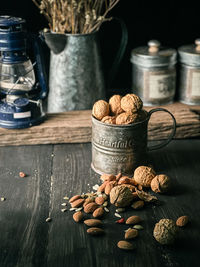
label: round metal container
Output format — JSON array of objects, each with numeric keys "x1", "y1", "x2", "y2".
[
  {"x1": 91, "y1": 108, "x2": 176, "y2": 175},
  {"x1": 131, "y1": 40, "x2": 177, "y2": 106},
  {"x1": 178, "y1": 39, "x2": 200, "y2": 105}
]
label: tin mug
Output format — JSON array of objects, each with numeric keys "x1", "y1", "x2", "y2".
[{"x1": 91, "y1": 108, "x2": 176, "y2": 175}]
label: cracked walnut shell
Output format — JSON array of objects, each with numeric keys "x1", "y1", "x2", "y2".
[
  {"x1": 153, "y1": 219, "x2": 178, "y2": 245},
  {"x1": 121, "y1": 94, "x2": 143, "y2": 114},
  {"x1": 116, "y1": 112, "x2": 139, "y2": 125},
  {"x1": 110, "y1": 185, "x2": 134, "y2": 207},
  {"x1": 151, "y1": 174, "x2": 171, "y2": 193},
  {"x1": 92, "y1": 100, "x2": 110, "y2": 120},
  {"x1": 134, "y1": 166, "x2": 156, "y2": 187},
  {"x1": 109, "y1": 95, "x2": 124, "y2": 115}
]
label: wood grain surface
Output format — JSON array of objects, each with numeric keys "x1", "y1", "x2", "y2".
[
  {"x1": 0, "y1": 103, "x2": 199, "y2": 146},
  {"x1": 0, "y1": 140, "x2": 200, "y2": 267}
]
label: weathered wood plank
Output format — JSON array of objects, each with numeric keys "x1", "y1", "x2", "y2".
[
  {"x1": 0, "y1": 145, "x2": 53, "y2": 267},
  {"x1": 0, "y1": 103, "x2": 199, "y2": 146}
]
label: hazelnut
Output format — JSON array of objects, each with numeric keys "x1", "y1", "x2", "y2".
[
  {"x1": 110, "y1": 185, "x2": 134, "y2": 207},
  {"x1": 109, "y1": 95, "x2": 123, "y2": 115},
  {"x1": 116, "y1": 112, "x2": 138, "y2": 125},
  {"x1": 153, "y1": 219, "x2": 178, "y2": 245},
  {"x1": 121, "y1": 94, "x2": 143, "y2": 114},
  {"x1": 101, "y1": 115, "x2": 116, "y2": 124},
  {"x1": 134, "y1": 166, "x2": 156, "y2": 187},
  {"x1": 92, "y1": 100, "x2": 110, "y2": 120},
  {"x1": 151, "y1": 174, "x2": 171, "y2": 193}
]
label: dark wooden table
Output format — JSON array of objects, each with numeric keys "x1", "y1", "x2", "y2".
[{"x1": 0, "y1": 140, "x2": 200, "y2": 267}]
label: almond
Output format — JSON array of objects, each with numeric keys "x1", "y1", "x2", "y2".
[
  {"x1": 105, "y1": 182, "x2": 114, "y2": 195},
  {"x1": 69, "y1": 195, "x2": 82, "y2": 203},
  {"x1": 100, "y1": 174, "x2": 116, "y2": 182},
  {"x1": 116, "y1": 173, "x2": 122, "y2": 181},
  {"x1": 117, "y1": 240, "x2": 135, "y2": 250},
  {"x1": 95, "y1": 196, "x2": 105, "y2": 205},
  {"x1": 73, "y1": 211, "x2": 83, "y2": 222},
  {"x1": 84, "y1": 219, "x2": 102, "y2": 227},
  {"x1": 84, "y1": 202, "x2": 98, "y2": 213},
  {"x1": 97, "y1": 181, "x2": 109, "y2": 193},
  {"x1": 118, "y1": 176, "x2": 131, "y2": 185},
  {"x1": 137, "y1": 184, "x2": 143, "y2": 191},
  {"x1": 71, "y1": 198, "x2": 84, "y2": 208},
  {"x1": 87, "y1": 227, "x2": 105, "y2": 235},
  {"x1": 93, "y1": 207, "x2": 104, "y2": 218},
  {"x1": 83, "y1": 197, "x2": 94, "y2": 207},
  {"x1": 176, "y1": 215, "x2": 189, "y2": 227},
  {"x1": 125, "y1": 228, "x2": 138, "y2": 240},
  {"x1": 131, "y1": 200, "x2": 144, "y2": 210},
  {"x1": 126, "y1": 215, "x2": 142, "y2": 225}
]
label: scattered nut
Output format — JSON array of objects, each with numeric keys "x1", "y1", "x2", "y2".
[
  {"x1": 131, "y1": 200, "x2": 144, "y2": 210},
  {"x1": 73, "y1": 211, "x2": 84, "y2": 222},
  {"x1": 95, "y1": 196, "x2": 105, "y2": 205},
  {"x1": 125, "y1": 228, "x2": 138, "y2": 240},
  {"x1": 69, "y1": 195, "x2": 82, "y2": 203},
  {"x1": 134, "y1": 166, "x2": 156, "y2": 187},
  {"x1": 110, "y1": 185, "x2": 134, "y2": 207},
  {"x1": 87, "y1": 227, "x2": 105, "y2": 235},
  {"x1": 84, "y1": 219, "x2": 102, "y2": 227},
  {"x1": 151, "y1": 174, "x2": 171, "y2": 193},
  {"x1": 117, "y1": 240, "x2": 135, "y2": 250},
  {"x1": 70, "y1": 198, "x2": 85, "y2": 208},
  {"x1": 84, "y1": 202, "x2": 98, "y2": 213},
  {"x1": 100, "y1": 174, "x2": 116, "y2": 182},
  {"x1": 92, "y1": 100, "x2": 110, "y2": 120},
  {"x1": 153, "y1": 219, "x2": 178, "y2": 245},
  {"x1": 93, "y1": 207, "x2": 104, "y2": 218},
  {"x1": 126, "y1": 215, "x2": 142, "y2": 225},
  {"x1": 176, "y1": 216, "x2": 189, "y2": 227}
]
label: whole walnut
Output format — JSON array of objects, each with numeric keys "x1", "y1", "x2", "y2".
[
  {"x1": 134, "y1": 166, "x2": 156, "y2": 187},
  {"x1": 101, "y1": 115, "x2": 116, "y2": 124},
  {"x1": 109, "y1": 95, "x2": 123, "y2": 115},
  {"x1": 92, "y1": 100, "x2": 110, "y2": 120},
  {"x1": 151, "y1": 174, "x2": 171, "y2": 193},
  {"x1": 110, "y1": 185, "x2": 134, "y2": 207},
  {"x1": 153, "y1": 219, "x2": 178, "y2": 245},
  {"x1": 116, "y1": 112, "x2": 138, "y2": 125},
  {"x1": 121, "y1": 94, "x2": 143, "y2": 114}
]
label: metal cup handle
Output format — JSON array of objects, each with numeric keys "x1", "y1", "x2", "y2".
[{"x1": 147, "y1": 108, "x2": 176, "y2": 151}]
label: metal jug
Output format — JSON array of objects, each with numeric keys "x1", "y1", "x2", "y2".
[{"x1": 43, "y1": 19, "x2": 128, "y2": 113}]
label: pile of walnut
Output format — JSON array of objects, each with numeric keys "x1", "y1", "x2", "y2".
[
  {"x1": 65, "y1": 166, "x2": 190, "y2": 249},
  {"x1": 92, "y1": 94, "x2": 147, "y2": 125}
]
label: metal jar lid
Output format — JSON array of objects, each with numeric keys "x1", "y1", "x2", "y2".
[
  {"x1": 178, "y1": 39, "x2": 200, "y2": 67},
  {"x1": 131, "y1": 40, "x2": 177, "y2": 67}
]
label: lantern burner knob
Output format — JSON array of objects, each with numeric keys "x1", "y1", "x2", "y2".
[{"x1": 148, "y1": 40, "x2": 160, "y2": 53}]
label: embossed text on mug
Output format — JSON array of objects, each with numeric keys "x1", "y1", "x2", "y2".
[{"x1": 97, "y1": 137, "x2": 134, "y2": 149}]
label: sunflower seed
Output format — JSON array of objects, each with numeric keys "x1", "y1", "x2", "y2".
[
  {"x1": 124, "y1": 228, "x2": 132, "y2": 232},
  {"x1": 103, "y1": 201, "x2": 108, "y2": 207},
  {"x1": 61, "y1": 203, "x2": 67, "y2": 206},
  {"x1": 46, "y1": 217, "x2": 52, "y2": 222},
  {"x1": 104, "y1": 207, "x2": 109, "y2": 212},
  {"x1": 1, "y1": 197, "x2": 6, "y2": 201},
  {"x1": 92, "y1": 184, "x2": 99, "y2": 191},
  {"x1": 63, "y1": 196, "x2": 69, "y2": 200},
  {"x1": 133, "y1": 225, "x2": 144, "y2": 230},
  {"x1": 70, "y1": 208, "x2": 77, "y2": 211},
  {"x1": 114, "y1": 213, "x2": 121, "y2": 218},
  {"x1": 116, "y1": 208, "x2": 125, "y2": 213},
  {"x1": 61, "y1": 208, "x2": 67, "y2": 212},
  {"x1": 75, "y1": 207, "x2": 83, "y2": 212}
]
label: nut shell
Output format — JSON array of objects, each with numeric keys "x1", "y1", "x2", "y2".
[
  {"x1": 101, "y1": 115, "x2": 116, "y2": 124},
  {"x1": 153, "y1": 219, "x2": 178, "y2": 245},
  {"x1": 116, "y1": 112, "x2": 138, "y2": 125},
  {"x1": 109, "y1": 95, "x2": 124, "y2": 115},
  {"x1": 92, "y1": 100, "x2": 110, "y2": 120},
  {"x1": 134, "y1": 166, "x2": 156, "y2": 187},
  {"x1": 110, "y1": 185, "x2": 134, "y2": 207},
  {"x1": 151, "y1": 174, "x2": 171, "y2": 193},
  {"x1": 121, "y1": 94, "x2": 143, "y2": 114},
  {"x1": 176, "y1": 216, "x2": 189, "y2": 227}
]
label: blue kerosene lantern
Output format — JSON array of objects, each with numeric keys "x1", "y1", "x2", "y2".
[{"x1": 0, "y1": 16, "x2": 48, "y2": 128}]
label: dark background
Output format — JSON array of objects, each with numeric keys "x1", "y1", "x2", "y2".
[{"x1": 0, "y1": 1, "x2": 199, "y2": 95}]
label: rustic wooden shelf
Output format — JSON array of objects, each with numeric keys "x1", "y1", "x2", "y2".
[{"x1": 0, "y1": 102, "x2": 199, "y2": 146}]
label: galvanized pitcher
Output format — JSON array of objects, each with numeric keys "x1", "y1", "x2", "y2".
[
  {"x1": 43, "y1": 19, "x2": 128, "y2": 113},
  {"x1": 91, "y1": 108, "x2": 176, "y2": 175}
]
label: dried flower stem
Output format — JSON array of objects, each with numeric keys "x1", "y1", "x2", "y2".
[{"x1": 32, "y1": 0, "x2": 120, "y2": 34}]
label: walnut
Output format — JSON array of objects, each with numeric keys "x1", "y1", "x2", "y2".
[
  {"x1": 101, "y1": 115, "x2": 116, "y2": 124},
  {"x1": 121, "y1": 94, "x2": 143, "y2": 114},
  {"x1": 153, "y1": 219, "x2": 178, "y2": 245},
  {"x1": 109, "y1": 95, "x2": 123, "y2": 115},
  {"x1": 110, "y1": 185, "x2": 134, "y2": 207},
  {"x1": 92, "y1": 100, "x2": 110, "y2": 120},
  {"x1": 151, "y1": 174, "x2": 171, "y2": 193},
  {"x1": 116, "y1": 112, "x2": 138, "y2": 125},
  {"x1": 134, "y1": 166, "x2": 156, "y2": 187}
]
